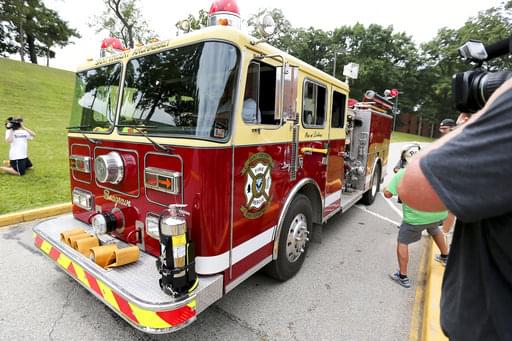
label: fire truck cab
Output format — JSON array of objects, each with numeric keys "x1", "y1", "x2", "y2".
[{"x1": 33, "y1": 1, "x2": 393, "y2": 334}]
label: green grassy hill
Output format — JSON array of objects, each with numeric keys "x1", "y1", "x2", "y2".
[{"x1": 0, "y1": 58, "x2": 75, "y2": 214}]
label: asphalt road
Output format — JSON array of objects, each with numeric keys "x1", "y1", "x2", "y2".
[{"x1": 0, "y1": 143, "x2": 427, "y2": 341}]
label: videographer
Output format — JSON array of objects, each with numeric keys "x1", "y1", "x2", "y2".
[
  {"x1": 398, "y1": 74, "x2": 512, "y2": 339},
  {"x1": 1, "y1": 117, "x2": 36, "y2": 176}
]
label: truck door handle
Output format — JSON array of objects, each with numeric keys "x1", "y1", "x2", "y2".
[
  {"x1": 301, "y1": 147, "x2": 328, "y2": 155},
  {"x1": 279, "y1": 162, "x2": 290, "y2": 170}
]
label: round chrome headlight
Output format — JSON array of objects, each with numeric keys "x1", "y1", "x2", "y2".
[{"x1": 95, "y1": 152, "x2": 124, "y2": 184}]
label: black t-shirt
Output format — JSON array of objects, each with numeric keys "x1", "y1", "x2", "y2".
[{"x1": 420, "y1": 90, "x2": 512, "y2": 340}]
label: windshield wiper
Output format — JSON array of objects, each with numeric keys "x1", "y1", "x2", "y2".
[
  {"x1": 66, "y1": 125, "x2": 100, "y2": 145},
  {"x1": 116, "y1": 124, "x2": 172, "y2": 153}
]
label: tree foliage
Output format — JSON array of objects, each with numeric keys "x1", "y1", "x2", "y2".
[
  {"x1": 247, "y1": 10, "x2": 421, "y2": 113},
  {"x1": 418, "y1": 1, "x2": 512, "y2": 124},
  {"x1": 90, "y1": 0, "x2": 155, "y2": 49},
  {"x1": 175, "y1": 9, "x2": 208, "y2": 33},
  {"x1": 151, "y1": 2, "x2": 512, "y2": 128},
  {"x1": 247, "y1": 3, "x2": 512, "y2": 124},
  {"x1": 0, "y1": 0, "x2": 79, "y2": 64}
]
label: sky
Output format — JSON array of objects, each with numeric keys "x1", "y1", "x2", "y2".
[{"x1": 20, "y1": 0, "x2": 503, "y2": 71}]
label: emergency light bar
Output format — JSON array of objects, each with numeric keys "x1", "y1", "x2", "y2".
[
  {"x1": 208, "y1": 0, "x2": 241, "y2": 28},
  {"x1": 100, "y1": 37, "x2": 126, "y2": 57}
]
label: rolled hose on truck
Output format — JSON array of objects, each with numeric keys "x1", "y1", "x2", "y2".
[{"x1": 59, "y1": 227, "x2": 140, "y2": 268}]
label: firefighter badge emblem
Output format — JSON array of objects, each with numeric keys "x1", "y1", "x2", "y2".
[{"x1": 240, "y1": 152, "x2": 274, "y2": 219}]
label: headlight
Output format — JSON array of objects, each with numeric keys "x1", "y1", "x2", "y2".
[
  {"x1": 95, "y1": 152, "x2": 124, "y2": 184},
  {"x1": 72, "y1": 188, "x2": 93, "y2": 210},
  {"x1": 70, "y1": 155, "x2": 91, "y2": 173}
]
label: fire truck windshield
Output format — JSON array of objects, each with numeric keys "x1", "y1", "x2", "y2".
[
  {"x1": 68, "y1": 63, "x2": 122, "y2": 133},
  {"x1": 118, "y1": 41, "x2": 239, "y2": 141}
]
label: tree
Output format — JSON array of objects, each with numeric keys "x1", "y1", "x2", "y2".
[
  {"x1": 331, "y1": 24, "x2": 421, "y2": 108},
  {"x1": 91, "y1": 0, "x2": 155, "y2": 49},
  {"x1": 418, "y1": 1, "x2": 512, "y2": 125},
  {"x1": 0, "y1": 21, "x2": 17, "y2": 57},
  {"x1": 0, "y1": 0, "x2": 79, "y2": 64},
  {"x1": 37, "y1": 5, "x2": 80, "y2": 66}
]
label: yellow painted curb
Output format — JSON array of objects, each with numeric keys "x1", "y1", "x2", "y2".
[
  {"x1": 0, "y1": 203, "x2": 71, "y2": 228},
  {"x1": 408, "y1": 239, "x2": 430, "y2": 341},
  {"x1": 421, "y1": 242, "x2": 448, "y2": 341}
]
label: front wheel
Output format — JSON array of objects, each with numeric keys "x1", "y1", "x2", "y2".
[
  {"x1": 361, "y1": 163, "x2": 381, "y2": 205},
  {"x1": 266, "y1": 194, "x2": 312, "y2": 281}
]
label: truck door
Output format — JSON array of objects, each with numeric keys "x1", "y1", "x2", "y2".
[
  {"x1": 230, "y1": 58, "x2": 297, "y2": 288},
  {"x1": 324, "y1": 89, "x2": 347, "y2": 218}
]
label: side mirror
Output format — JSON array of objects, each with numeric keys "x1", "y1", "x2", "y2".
[{"x1": 279, "y1": 64, "x2": 298, "y2": 122}]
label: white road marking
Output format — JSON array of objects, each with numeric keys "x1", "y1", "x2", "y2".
[
  {"x1": 380, "y1": 192, "x2": 403, "y2": 218},
  {"x1": 354, "y1": 204, "x2": 401, "y2": 226}
]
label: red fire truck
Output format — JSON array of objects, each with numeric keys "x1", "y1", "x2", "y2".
[{"x1": 34, "y1": 0, "x2": 393, "y2": 334}]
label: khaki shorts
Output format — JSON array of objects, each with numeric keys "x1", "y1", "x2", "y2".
[{"x1": 398, "y1": 221, "x2": 442, "y2": 245}]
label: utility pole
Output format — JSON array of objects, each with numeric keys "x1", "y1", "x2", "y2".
[
  {"x1": 392, "y1": 93, "x2": 399, "y2": 131},
  {"x1": 387, "y1": 89, "x2": 400, "y2": 131},
  {"x1": 332, "y1": 48, "x2": 345, "y2": 78},
  {"x1": 333, "y1": 52, "x2": 337, "y2": 77}
]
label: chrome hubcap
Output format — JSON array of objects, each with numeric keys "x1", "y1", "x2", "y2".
[{"x1": 286, "y1": 213, "x2": 309, "y2": 263}]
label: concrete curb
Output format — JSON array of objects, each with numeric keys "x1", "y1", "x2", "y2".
[
  {"x1": 421, "y1": 241, "x2": 448, "y2": 341},
  {"x1": 0, "y1": 203, "x2": 71, "y2": 228}
]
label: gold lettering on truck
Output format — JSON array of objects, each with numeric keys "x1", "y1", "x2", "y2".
[{"x1": 103, "y1": 190, "x2": 131, "y2": 207}]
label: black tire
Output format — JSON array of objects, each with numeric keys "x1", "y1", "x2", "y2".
[
  {"x1": 361, "y1": 163, "x2": 381, "y2": 205},
  {"x1": 266, "y1": 194, "x2": 312, "y2": 281}
]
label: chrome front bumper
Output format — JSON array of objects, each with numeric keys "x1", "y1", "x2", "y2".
[{"x1": 33, "y1": 214, "x2": 223, "y2": 334}]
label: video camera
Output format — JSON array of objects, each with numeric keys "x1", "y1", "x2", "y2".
[
  {"x1": 452, "y1": 36, "x2": 512, "y2": 113},
  {"x1": 4, "y1": 117, "x2": 22, "y2": 130}
]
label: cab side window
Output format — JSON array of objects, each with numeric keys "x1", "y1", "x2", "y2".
[
  {"x1": 302, "y1": 80, "x2": 326, "y2": 128},
  {"x1": 242, "y1": 61, "x2": 278, "y2": 125},
  {"x1": 331, "y1": 91, "x2": 346, "y2": 128}
]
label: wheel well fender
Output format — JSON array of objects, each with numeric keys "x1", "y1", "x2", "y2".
[
  {"x1": 370, "y1": 157, "x2": 382, "y2": 184},
  {"x1": 273, "y1": 178, "x2": 322, "y2": 260}
]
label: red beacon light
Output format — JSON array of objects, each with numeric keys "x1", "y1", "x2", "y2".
[
  {"x1": 347, "y1": 98, "x2": 358, "y2": 108},
  {"x1": 100, "y1": 37, "x2": 126, "y2": 57},
  {"x1": 208, "y1": 0, "x2": 241, "y2": 29}
]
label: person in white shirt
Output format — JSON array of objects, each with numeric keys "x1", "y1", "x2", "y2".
[
  {"x1": 1, "y1": 117, "x2": 36, "y2": 176},
  {"x1": 242, "y1": 97, "x2": 260, "y2": 124},
  {"x1": 242, "y1": 71, "x2": 261, "y2": 124}
]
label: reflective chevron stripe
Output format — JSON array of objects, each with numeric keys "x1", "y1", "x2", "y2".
[{"x1": 34, "y1": 233, "x2": 196, "y2": 331}]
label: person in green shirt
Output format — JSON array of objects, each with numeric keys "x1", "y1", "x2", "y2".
[{"x1": 384, "y1": 167, "x2": 449, "y2": 288}]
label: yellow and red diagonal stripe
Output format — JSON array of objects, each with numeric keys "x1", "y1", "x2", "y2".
[{"x1": 34, "y1": 233, "x2": 196, "y2": 331}]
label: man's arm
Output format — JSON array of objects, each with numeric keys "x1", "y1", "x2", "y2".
[
  {"x1": 21, "y1": 123, "x2": 36, "y2": 137},
  {"x1": 398, "y1": 78, "x2": 512, "y2": 213},
  {"x1": 5, "y1": 129, "x2": 13, "y2": 143}
]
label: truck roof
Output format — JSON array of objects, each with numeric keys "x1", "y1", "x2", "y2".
[{"x1": 77, "y1": 25, "x2": 349, "y2": 92}]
